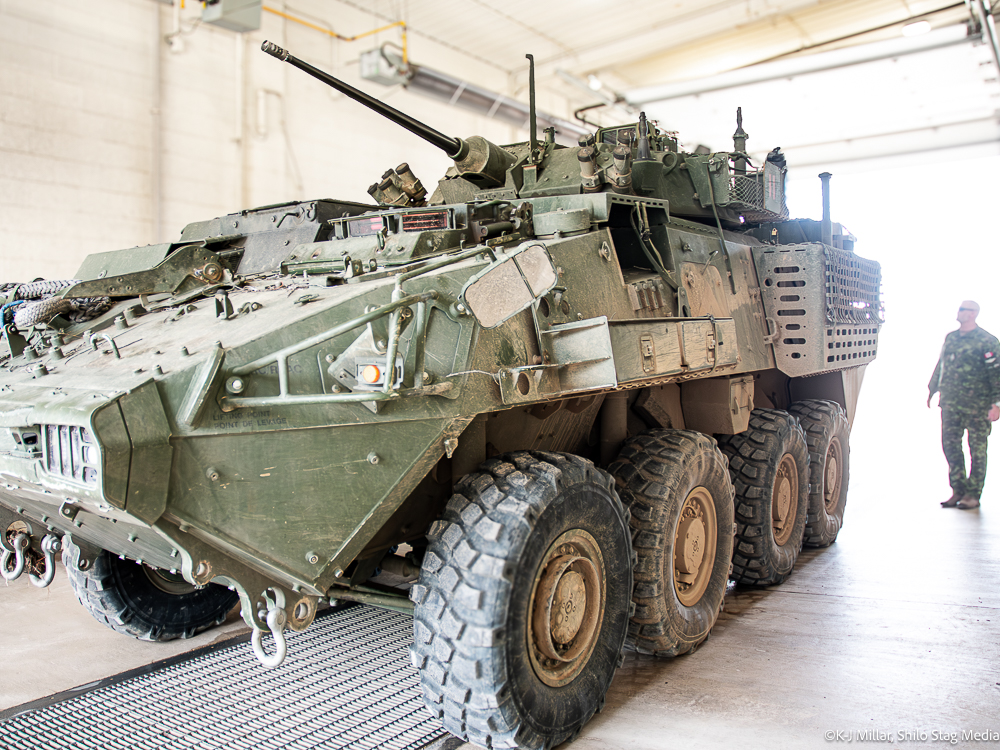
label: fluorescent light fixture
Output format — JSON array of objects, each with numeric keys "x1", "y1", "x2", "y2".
[
  {"x1": 902, "y1": 20, "x2": 932, "y2": 37},
  {"x1": 627, "y1": 24, "x2": 970, "y2": 104}
]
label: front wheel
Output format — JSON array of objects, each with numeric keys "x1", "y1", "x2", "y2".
[
  {"x1": 64, "y1": 549, "x2": 238, "y2": 641},
  {"x1": 409, "y1": 451, "x2": 633, "y2": 750}
]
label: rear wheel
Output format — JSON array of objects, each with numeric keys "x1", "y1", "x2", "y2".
[
  {"x1": 608, "y1": 430, "x2": 735, "y2": 657},
  {"x1": 788, "y1": 399, "x2": 851, "y2": 547},
  {"x1": 409, "y1": 452, "x2": 632, "y2": 750},
  {"x1": 64, "y1": 549, "x2": 238, "y2": 641},
  {"x1": 718, "y1": 409, "x2": 809, "y2": 586}
]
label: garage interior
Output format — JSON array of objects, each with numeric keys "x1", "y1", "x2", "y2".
[{"x1": 2, "y1": 1, "x2": 1000, "y2": 748}]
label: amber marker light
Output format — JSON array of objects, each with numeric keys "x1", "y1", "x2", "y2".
[{"x1": 361, "y1": 365, "x2": 382, "y2": 384}]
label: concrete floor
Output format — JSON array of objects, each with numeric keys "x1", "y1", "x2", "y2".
[{"x1": 3, "y1": 433, "x2": 999, "y2": 749}]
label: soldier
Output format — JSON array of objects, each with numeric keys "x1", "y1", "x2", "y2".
[{"x1": 927, "y1": 301, "x2": 1000, "y2": 509}]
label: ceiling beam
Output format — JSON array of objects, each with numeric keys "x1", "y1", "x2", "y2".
[{"x1": 626, "y1": 24, "x2": 973, "y2": 105}]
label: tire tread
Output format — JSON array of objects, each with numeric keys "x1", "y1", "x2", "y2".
[
  {"x1": 718, "y1": 410, "x2": 810, "y2": 586},
  {"x1": 63, "y1": 548, "x2": 237, "y2": 642},
  {"x1": 410, "y1": 451, "x2": 630, "y2": 750},
  {"x1": 788, "y1": 399, "x2": 851, "y2": 547}
]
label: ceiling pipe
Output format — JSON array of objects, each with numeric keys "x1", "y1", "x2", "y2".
[
  {"x1": 627, "y1": 23, "x2": 973, "y2": 105},
  {"x1": 973, "y1": 0, "x2": 1000, "y2": 75},
  {"x1": 778, "y1": 113, "x2": 1000, "y2": 168}
]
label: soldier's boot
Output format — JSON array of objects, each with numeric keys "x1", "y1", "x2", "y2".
[
  {"x1": 941, "y1": 494, "x2": 962, "y2": 508},
  {"x1": 957, "y1": 495, "x2": 981, "y2": 510}
]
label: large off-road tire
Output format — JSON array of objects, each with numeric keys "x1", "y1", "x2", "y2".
[
  {"x1": 608, "y1": 430, "x2": 735, "y2": 657},
  {"x1": 788, "y1": 399, "x2": 851, "y2": 547},
  {"x1": 64, "y1": 549, "x2": 238, "y2": 641},
  {"x1": 718, "y1": 409, "x2": 810, "y2": 586},
  {"x1": 409, "y1": 451, "x2": 633, "y2": 750}
]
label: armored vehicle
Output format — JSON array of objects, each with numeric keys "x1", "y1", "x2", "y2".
[{"x1": 0, "y1": 42, "x2": 881, "y2": 749}]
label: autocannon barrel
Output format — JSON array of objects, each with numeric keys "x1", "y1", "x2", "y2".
[{"x1": 261, "y1": 40, "x2": 464, "y2": 159}]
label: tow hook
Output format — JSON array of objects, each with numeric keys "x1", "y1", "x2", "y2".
[
  {"x1": 1, "y1": 533, "x2": 62, "y2": 586},
  {"x1": 28, "y1": 535, "x2": 61, "y2": 588},
  {"x1": 250, "y1": 588, "x2": 288, "y2": 668},
  {"x1": 1, "y1": 532, "x2": 28, "y2": 581}
]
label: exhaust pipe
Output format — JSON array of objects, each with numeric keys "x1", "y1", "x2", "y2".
[{"x1": 819, "y1": 171, "x2": 833, "y2": 246}]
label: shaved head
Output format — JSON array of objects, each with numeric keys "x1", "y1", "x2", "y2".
[{"x1": 957, "y1": 300, "x2": 981, "y2": 330}]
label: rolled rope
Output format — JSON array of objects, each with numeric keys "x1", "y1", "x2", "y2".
[
  {"x1": 14, "y1": 299, "x2": 75, "y2": 328},
  {"x1": 13, "y1": 279, "x2": 81, "y2": 299},
  {"x1": 12, "y1": 296, "x2": 112, "y2": 329}
]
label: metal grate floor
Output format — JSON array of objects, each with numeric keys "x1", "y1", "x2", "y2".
[{"x1": 0, "y1": 605, "x2": 446, "y2": 750}]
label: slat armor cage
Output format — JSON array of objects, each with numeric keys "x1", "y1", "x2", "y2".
[
  {"x1": 753, "y1": 243, "x2": 882, "y2": 377},
  {"x1": 731, "y1": 161, "x2": 788, "y2": 224}
]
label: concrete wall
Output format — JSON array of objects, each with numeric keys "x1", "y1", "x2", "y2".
[{"x1": 0, "y1": 0, "x2": 523, "y2": 282}]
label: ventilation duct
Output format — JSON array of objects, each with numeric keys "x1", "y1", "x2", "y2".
[{"x1": 360, "y1": 48, "x2": 589, "y2": 145}]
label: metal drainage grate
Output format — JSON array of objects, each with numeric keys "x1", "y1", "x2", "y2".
[{"x1": 0, "y1": 605, "x2": 446, "y2": 750}]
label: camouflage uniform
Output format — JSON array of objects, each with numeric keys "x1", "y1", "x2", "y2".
[{"x1": 928, "y1": 326, "x2": 1000, "y2": 500}]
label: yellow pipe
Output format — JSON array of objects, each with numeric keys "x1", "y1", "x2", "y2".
[{"x1": 262, "y1": 6, "x2": 408, "y2": 63}]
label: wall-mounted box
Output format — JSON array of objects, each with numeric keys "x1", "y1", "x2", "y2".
[{"x1": 202, "y1": 0, "x2": 261, "y2": 33}]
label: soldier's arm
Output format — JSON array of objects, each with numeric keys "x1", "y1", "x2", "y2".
[
  {"x1": 927, "y1": 355, "x2": 943, "y2": 406},
  {"x1": 928, "y1": 334, "x2": 952, "y2": 400},
  {"x1": 985, "y1": 335, "x2": 1000, "y2": 413}
]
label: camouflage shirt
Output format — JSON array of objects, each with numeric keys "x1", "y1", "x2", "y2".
[{"x1": 928, "y1": 326, "x2": 1000, "y2": 409}]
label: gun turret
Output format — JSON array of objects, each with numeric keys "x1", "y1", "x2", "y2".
[{"x1": 262, "y1": 41, "x2": 514, "y2": 187}]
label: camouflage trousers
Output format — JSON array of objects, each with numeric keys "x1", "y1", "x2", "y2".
[{"x1": 941, "y1": 405, "x2": 992, "y2": 499}]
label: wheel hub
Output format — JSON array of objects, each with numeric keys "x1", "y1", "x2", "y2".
[
  {"x1": 528, "y1": 529, "x2": 605, "y2": 687},
  {"x1": 548, "y1": 567, "x2": 587, "y2": 645},
  {"x1": 143, "y1": 565, "x2": 199, "y2": 596},
  {"x1": 824, "y1": 438, "x2": 843, "y2": 512},
  {"x1": 676, "y1": 517, "x2": 706, "y2": 576},
  {"x1": 673, "y1": 487, "x2": 717, "y2": 607},
  {"x1": 771, "y1": 454, "x2": 798, "y2": 546}
]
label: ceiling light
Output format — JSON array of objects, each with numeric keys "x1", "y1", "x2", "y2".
[
  {"x1": 902, "y1": 20, "x2": 931, "y2": 37},
  {"x1": 588, "y1": 74, "x2": 603, "y2": 91}
]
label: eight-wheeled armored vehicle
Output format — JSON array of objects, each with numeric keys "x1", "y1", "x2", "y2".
[{"x1": 0, "y1": 42, "x2": 881, "y2": 749}]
